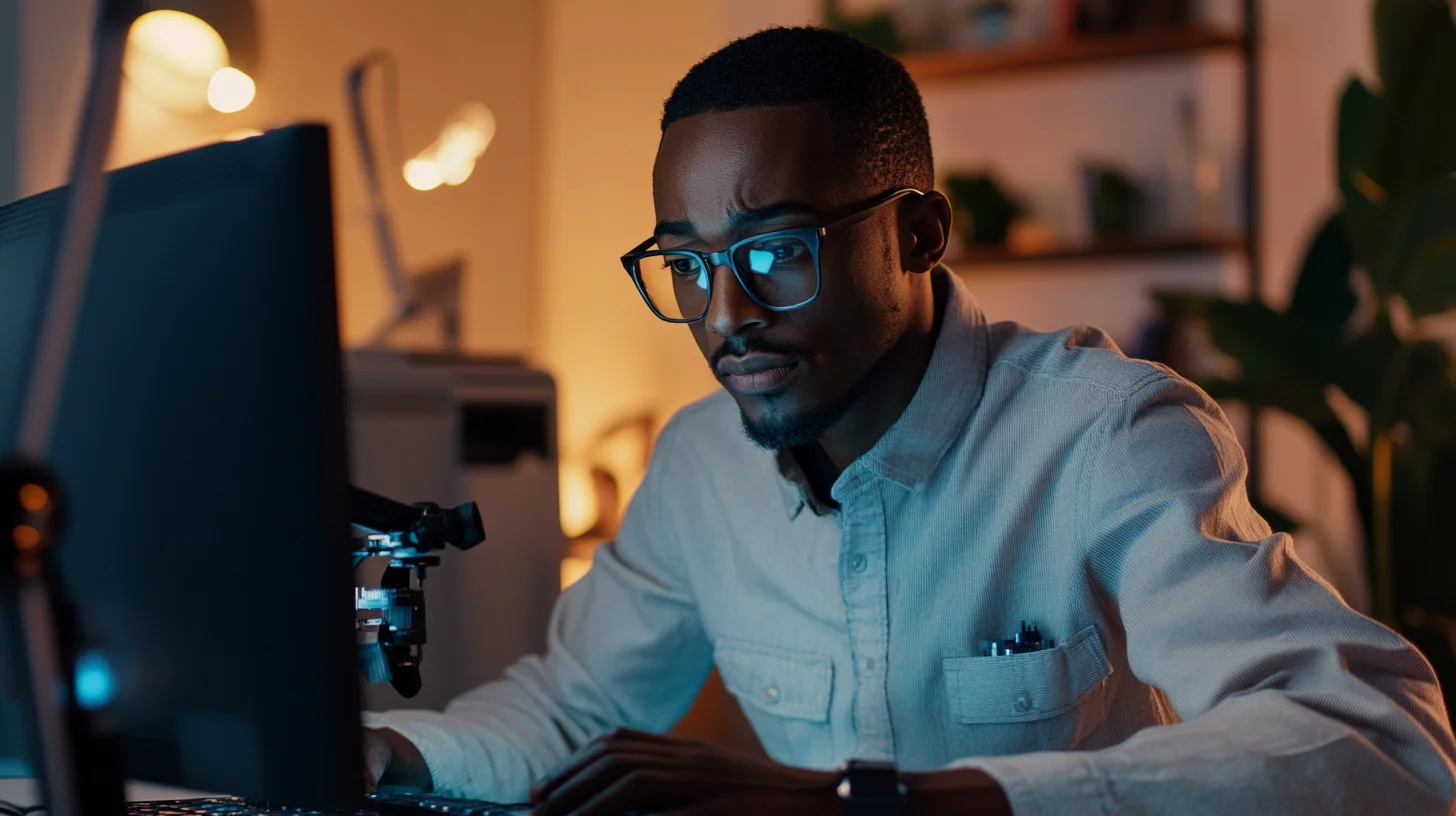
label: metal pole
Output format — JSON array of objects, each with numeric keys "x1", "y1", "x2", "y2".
[
  {"x1": 1242, "y1": 0, "x2": 1265, "y2": 502},
  {"x1": 13, "y1": 0, "x2": 138, "y2": 461},
  {"x1": 5, "y1": 2, "x2": 145, "y2": 814}
]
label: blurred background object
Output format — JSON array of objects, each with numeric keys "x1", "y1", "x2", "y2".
[
  {"x1": 557, "y1": 411, "x2": 656, "y2": 590},
  {"x1": 1153, "y1": 0, "x2": 1456, "y2": 728},
  {"x1": 403, "y1": 102, "x2": 497, "y2": 193},
  {"x1": 943, "y1": 170, "x2": 1025, "y2": 246},
  {"x1": 122, "y1": 1, "x2": 259, "y2": 114},
  {"x1": 346, "y1": 51, "x2": 497, "y2": 352}
]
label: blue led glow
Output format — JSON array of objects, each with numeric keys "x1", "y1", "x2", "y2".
[
  {"x1": 748, "y1": 249, "x2": 774, "y2": 274},
  {"x1": 74, "y1": 650, "x2": 116, "y2": 711}
]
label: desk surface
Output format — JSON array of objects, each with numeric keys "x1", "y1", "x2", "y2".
[{"x1": 0, "y1": 779, "x2": 216, "y2": 806}]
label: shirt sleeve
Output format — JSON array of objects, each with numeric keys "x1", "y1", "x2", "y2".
[
  {"x1": 364, "y1": 416, "x2": 713, "y2": 802},
  {"x1": 952, "y1": 373, "x2": 1456, "y2": 815}
]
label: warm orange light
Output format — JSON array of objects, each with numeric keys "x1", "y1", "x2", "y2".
[
  {"x1": 558, "y1": 463, "x2": 598, "y2": 539},
  {"x1": 208, "y1": 66, "x2": 255, "y2": 113},
  {"x1": 18, "y1": 484, "x2": 49, "y2": 513},
  {"x1": 560, "y1": 556, "x2": 592, "y2": 590},
  {"x1": 124, "y1": 10, "x2": 230, "y2": 113},
  {"x1": 403, "y1": 158, "x2": 444, "y2": 192},
  {"x1": 404, "y1": 102, "x2": 495, "y2": 191},
  {"x1": 12, "y1": 525, "x2": 40, "y2": 552}
]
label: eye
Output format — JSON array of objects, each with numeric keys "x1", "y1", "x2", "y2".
[
  {"x1": 664, "y1": 256, "x2": 699, "y2": 276},
  {"x1": 763, "y1": 240, "x2": 806, "y2": 262},
  {"x1": 745, "y1": 238, "x2": 809, "y2": 274}
]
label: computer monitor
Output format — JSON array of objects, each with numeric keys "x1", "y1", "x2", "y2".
[{"x1": 0, "y1": 124, "x2": 363, "y2": 808}]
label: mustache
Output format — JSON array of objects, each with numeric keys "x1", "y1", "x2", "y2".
[{"x1": 709, "y1": 336, "x2": 805, "y2": 375}]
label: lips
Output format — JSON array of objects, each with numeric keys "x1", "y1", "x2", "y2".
[{"x1": 716, "y1": 353, "x2": 800, "y2": 395}]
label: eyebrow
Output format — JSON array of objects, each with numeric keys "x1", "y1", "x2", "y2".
[{"x1": 654, "y1": 200, "x2": 823, "y2": 239}]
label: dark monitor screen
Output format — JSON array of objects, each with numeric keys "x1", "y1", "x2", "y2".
[{"x1": 0, "y1": 124, "x2": 363, "y2": 809}]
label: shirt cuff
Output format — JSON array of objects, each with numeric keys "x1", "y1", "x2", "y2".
[
  {"x1": 949, "y1": 751, "x2": 1113, "y2": 816},
  {"x1": 363, "y1": 710, "x2": 480, "y2": 797}
]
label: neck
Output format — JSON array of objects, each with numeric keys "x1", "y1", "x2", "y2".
[{"x1": 817, "y1": 274, "x2": 944, "y2": 470}]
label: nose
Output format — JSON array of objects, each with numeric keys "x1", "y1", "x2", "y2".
[{"x1": 704, "y1": 261, "x2": 769, "y2": 337}]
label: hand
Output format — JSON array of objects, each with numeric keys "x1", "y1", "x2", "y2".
[
  {"x1": 362, "y1": 727, "x2": 433, "y2": 794},
  {"x1": 528, "y1": 728, "x2": 841, "y2": 816}
]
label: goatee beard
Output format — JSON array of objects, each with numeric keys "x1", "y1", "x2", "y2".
[{"x1": 738, "y1": 389, "x2": 859, "y2": 451}]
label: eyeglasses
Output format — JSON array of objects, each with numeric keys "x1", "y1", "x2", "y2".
[{"x1": 620, "y1": 187, "x2": 924, "y2": 323}]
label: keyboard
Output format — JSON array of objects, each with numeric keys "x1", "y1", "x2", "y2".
[
  {"x1": 368, "y1": 793, "x2": 530, "y2": 816},
  {"x1": 126, "y1": 794, "x2": 530, "y2": 816}
]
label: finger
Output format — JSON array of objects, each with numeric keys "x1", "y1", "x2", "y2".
[
  {"x1": 362, "y1": 732, "x2": 391, "y2": 794},
  {"x1": 534, "y1": 749, "x2": 701, "y2": 816},
  {"x1": 529, "y1": 731, "x2": 684, "y2": 802},
  {"x1": 568, "y1": 769, "x2": 688, "y2": 816},
  {"x1": 531, "y1": 750, "x2": 636, "y2": 816}
]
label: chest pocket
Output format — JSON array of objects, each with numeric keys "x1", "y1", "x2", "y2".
[
  {"x1": 714, "y1": 637, "x2": 834, "y2": 766},
  {"x1": 941, "y1": 626, "x2": 1113, "y2": 753}
]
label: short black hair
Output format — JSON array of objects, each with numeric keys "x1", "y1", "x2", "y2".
[{"x1": 661, "y1": 26, "x2": 934, "y2": 191}]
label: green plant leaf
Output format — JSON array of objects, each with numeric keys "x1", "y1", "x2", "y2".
[
  {"x1": 1336, "y1": 79, "x2": 1384, "y2": 263},
  {"x1": 1335, "y1": 318, "x2": 1406, "y2": 413},
  {"x1": 1401, "y1": 235, "x2": 1456, "y2": 317},
  {"x1": 1393, "y1": 444, "x2": 1456, "y2": 616},
  {"x1": 1368, "y1": 176, "x2": 1456, "y2": 297},
  {"x1": 1289, "y1": 212, "x2": 1358, "y2": 336},
  {"x1": 1372, "y1": 0, "x2": 1456, "y2": 193},
  {"x1": 1396, "y1": 340, "x2": 1456, "y2": 448},
  {"x1": 1204, "y1": 299, "x2": 1338, "y2": 386}
]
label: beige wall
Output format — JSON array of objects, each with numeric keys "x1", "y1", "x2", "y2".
[
  {"x1": 16, "y1": 0, "x2": 541, "y2": 354},
  {"x1": 533, "y1": 0, "x2": 721, "y2": 480}
]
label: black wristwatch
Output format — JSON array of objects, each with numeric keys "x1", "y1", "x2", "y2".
[{"x1": 835, "y1": 758, "x2": 908, "y2": 815}]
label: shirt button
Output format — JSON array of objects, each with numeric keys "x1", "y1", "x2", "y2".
[
  {"x1": 863, "y1": 658, "x2": 876, "y2": 673},
  {"x1": 849, "y1": 554, "x2": 868, "y2": 573},
  {"x1": 1014, "y1": 692, "x2": 1034, "y2": 713},
  {"x1": 763, "y1": 684, "x2": 780, "y2": 704}
]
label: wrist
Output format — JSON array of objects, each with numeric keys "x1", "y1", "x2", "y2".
[
  {"x1": 371, "y1": 727, "x2": 434, "y2": 792},
  {"x1": 902, "y1": 768, "x2": 1012, "y2": 816},
  {"x1": 836, "y1": 759, "x2": 908, "y2": 815}
]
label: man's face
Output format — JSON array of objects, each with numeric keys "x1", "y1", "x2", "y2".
[{"x1": 651, "y1": 105, "x2": 914, "y2": 450}]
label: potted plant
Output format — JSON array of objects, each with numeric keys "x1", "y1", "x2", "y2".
[{"x1": 1153, "y1": 0, "x2": 1456, "y2": 720}]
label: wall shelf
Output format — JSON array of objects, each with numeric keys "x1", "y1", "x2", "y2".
[
  {"x1": 946, "y1": 234, "x2": 1246, "y2": 267},
  {"x1": 900, "y1": 26, "x2": 1245, "y2": 83}
]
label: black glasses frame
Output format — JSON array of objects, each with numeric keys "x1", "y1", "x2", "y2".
[{"x1": 620, "y1": 187, "x2": 924, "y2": 323}]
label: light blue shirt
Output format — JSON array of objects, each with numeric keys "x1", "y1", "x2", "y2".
[{"x1": 368, "y1": 267, "x2": 1456, "y2": 814}]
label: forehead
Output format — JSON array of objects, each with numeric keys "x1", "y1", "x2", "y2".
[{"x1": 652, "y1": 105, "x2": 850, "y2": 235}]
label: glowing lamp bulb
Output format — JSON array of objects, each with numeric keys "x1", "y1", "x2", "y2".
[
  {"x1": 124, "y1": 10, "x2": 229, "y2": 113},
  {"x1": 404, "y1": 159, "x2": 444, "y2": 192},
  {"x1": 208, "y1": 66, "x2": 256, "y2": 113},
  {"x1": 403, "y1": 102, "x2": 496, "y2": 191}
]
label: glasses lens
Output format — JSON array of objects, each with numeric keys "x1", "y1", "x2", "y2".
[
  {"x1": 634, "y1": 252, "x2": 709, "y2": 321},
  {"x1": 732, "y1": 234, "x2": 818, "y2": 308}
]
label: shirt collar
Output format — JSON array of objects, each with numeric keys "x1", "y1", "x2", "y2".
[{"x1": 775, "y1": 264, "x2": 990, "y2": 517}]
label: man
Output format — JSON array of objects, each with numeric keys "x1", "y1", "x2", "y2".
[{"x1": 364, "y1": 27, "x2": 1456, "y2": 815}]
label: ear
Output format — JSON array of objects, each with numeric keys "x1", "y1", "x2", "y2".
[{"x1": 901, "y1": 190, "x2": 952, "y2": 274}]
